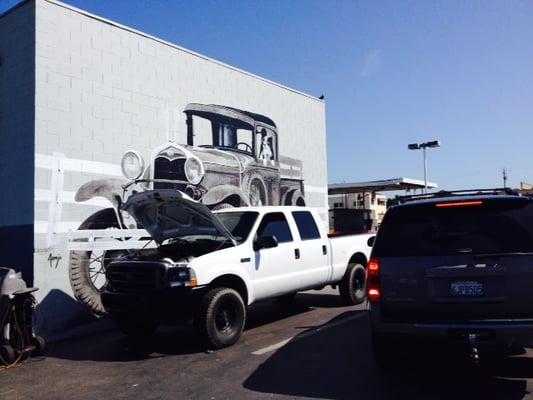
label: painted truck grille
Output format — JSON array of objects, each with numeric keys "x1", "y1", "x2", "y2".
[
  {"x1": 106, "y1": 262, "x2": 167, "y2": 293},
  {"x1": 154, "y1": 157, "x2": 187, "y2": 189}
]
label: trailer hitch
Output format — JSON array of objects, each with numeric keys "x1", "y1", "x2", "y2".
[{"x1": 468, "y1": 333, "x2": 480, "y2": 363}]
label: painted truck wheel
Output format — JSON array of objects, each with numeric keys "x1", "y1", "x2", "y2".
[
  {"x1": 247, "y1": 177, "x2": 267, "y2": 206},
  {"x1": 68, "y1": 208, "x2": 123, "y2": 316},
  {"x1": 284, "y1": 189, "x2": 306, "y2": 206}
]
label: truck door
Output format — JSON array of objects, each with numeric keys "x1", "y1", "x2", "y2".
[
  {"x1": 251, "y1": 212, "x2": 301, "y2": 300},
  {"x1": 291, "y1": 211, "x2": 330, "y2": 290}
]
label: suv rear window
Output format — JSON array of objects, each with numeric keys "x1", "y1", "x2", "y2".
[{"x1": 373, "y1": 197, "x2": 533, "y2": 257}]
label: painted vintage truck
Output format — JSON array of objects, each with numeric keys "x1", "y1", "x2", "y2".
[{"x1": 69, "y1": 104, "x2": 306, "y2": 315}]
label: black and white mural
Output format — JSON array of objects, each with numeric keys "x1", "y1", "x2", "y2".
[{"x1": 69, "y1": 104, "x2": 306, "y2": 314}]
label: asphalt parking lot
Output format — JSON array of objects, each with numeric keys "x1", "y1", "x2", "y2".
[{"x1": 2, "y1": 287, "x2": 533, "y2": 400}]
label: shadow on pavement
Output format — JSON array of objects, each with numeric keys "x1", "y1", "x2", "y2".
[
  {"x1": 243, "y1": 312, "x2": 533, "y2": 400},
  {"x1": 46, "y1": 292, "x2": 351, "y2": 362}
]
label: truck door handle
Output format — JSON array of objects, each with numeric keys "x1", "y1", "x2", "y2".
[
  {"x1": 322, "y1": 245, "x2": 327, "y2": 255},
  {"x1": 294, "y1": 249, "x2": 300, "y2": 259}
]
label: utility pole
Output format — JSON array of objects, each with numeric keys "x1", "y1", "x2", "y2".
[{"x1": 502, "y1": 168, "x2": 508, "y2": 189}]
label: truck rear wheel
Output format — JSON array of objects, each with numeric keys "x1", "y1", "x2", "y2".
[
  {"x1": 339, "y1": 263, "x2": 367, "y2": 305},
  {"x1": 195, "y1": 287, "x2": 246, "y2": 349}
]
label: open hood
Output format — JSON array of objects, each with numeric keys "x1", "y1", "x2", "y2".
[{"x1": 123, "y1": 190, "x2": 236, "y2": 245}]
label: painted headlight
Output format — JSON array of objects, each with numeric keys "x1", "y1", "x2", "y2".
[
  {"x1": 184, "y1": 156, "x2": 204, "y2": 185},
  {"x1": 121, "y1": 150, "x2": 144, "y2": 180}
]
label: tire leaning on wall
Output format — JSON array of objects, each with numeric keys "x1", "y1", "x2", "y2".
[{"x1": 68, "y1": 208, "x2": 125, "y2": 316}]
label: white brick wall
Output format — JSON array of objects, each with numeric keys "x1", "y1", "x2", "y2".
[{"x1": 17, "y1": 0, "x2": 328, "y2": 329}]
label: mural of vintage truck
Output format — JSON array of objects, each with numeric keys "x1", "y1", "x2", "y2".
[{"x1": 69, "y1": 103, "x2": 306, "y2": 315}]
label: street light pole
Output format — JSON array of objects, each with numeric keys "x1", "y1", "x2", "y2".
[
  {"x1": 408, "y1": 140, "x2": 440, "y2": 195},
  {"x1": 423, "y1": 146, "x2": 427, "y2": 194}
]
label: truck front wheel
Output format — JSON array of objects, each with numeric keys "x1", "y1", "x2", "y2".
[
  {"x1": 339, "y1": 263, "x2": 367, "y2": 305},
  {"x1": 195, "y1": 287, "x2": 246, "y2": 349}
]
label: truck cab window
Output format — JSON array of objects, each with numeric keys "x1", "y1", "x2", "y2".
[
  {"x1": 256, "y1": 212, "x2": 293, "y2": 243},
  {"x1": 212, "y1": 122, "x2": 253, "y2": 154},
  {"x1": 292, "y1": 211, "x2": 321, "y2": 240}
]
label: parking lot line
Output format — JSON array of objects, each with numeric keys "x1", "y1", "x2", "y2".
[{"x1": 251, "y1": 312, "x2": 366, "y2": 355}]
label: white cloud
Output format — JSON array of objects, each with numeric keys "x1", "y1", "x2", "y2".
[{"x1": 360, "y1": 49, "x2": 383, "y2": 77}]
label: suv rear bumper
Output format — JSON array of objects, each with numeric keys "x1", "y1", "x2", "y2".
[{"x1": 369, "y1": 304, "x2": 533, "y2": 347}]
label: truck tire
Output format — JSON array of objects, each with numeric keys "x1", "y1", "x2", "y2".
[
  {"x1": 115, "y1": 314, "x2": 158, "y2": 341},
  {"x1": 339, "y1": 263, "x2": 367, "y2": 305},
  {"x1": 243, "y1": 175, "x2": 268, "y2": 206},
  {"x1": 195, "y1": 287, "x2": 246, "y2": 349},
  {"x1": 284, "y1": 189, "x2": 306, "y2": 206},
  {"x1": 68, "y1": 209, "x2": 124, "y2": 316}
]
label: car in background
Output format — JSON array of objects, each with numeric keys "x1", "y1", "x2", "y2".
[{"x1": 367, "y1": 189, "x2": 533, "y2": 364}]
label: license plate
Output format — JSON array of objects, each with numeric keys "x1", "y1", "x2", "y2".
[{"x1": 450, "y1": 281, "x2": 483, "y2": 296}]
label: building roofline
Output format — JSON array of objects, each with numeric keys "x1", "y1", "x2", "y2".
[
  {"x1": 328, "y1": 177, "x2": 438, "y2": 194},
  {"x1": 38, "y1": 0, "x2": 324, "y2": 104}
]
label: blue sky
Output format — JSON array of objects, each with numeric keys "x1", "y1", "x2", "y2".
[{"x1": 2, "y1": 0, "x2": 532, "y2": 190}]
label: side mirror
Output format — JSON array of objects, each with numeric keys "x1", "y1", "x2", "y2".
[
  {"x1": 253, "y1": 235, "x2": 278, "y2": 251},
  {"x1": 367, "y1": 236, "x2": 376, "y2": 247}
]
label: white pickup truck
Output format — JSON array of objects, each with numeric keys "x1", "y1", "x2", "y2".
[{"x1": 90, "y1": 190, "x2": 374, "y2": 348}]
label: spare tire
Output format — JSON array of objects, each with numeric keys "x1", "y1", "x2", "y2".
[{"x1": 68, "y1": 208, "x2": 126, "y2": 316}]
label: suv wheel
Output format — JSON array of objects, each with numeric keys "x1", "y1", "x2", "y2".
[
  {"x1": 195, "y1": 287, "x2": 246, "y2": 349},
  {"x1": 339, "y1": 263, "x2": 367, "y2": 305}
]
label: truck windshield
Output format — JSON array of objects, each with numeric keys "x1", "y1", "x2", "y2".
[
  {"x1": 191, "y1": 115, "x2": 254, "y2": 155},
  {"x1": 216, "y1": 211, "x2": 259, "y2": 243},
  {"x1": 373, "y1": 198, "x2": 533, "y2": 257}
]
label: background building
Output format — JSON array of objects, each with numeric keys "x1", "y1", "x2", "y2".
[
  {"x1": 328, "y1": 178, "x2": 438, "y2": 231},
  {"x1": 0, "y1": 0, "x2": 328, "y2": 335},
  {"x1": 329, "y1": 192, "x2": 387, "y2": 230}
]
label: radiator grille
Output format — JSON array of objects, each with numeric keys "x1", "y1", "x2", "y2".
[
  {"x1": 106, "y1": 262, "x2": 167, "y2": 293},
  {"x1": 154, "y1": 157, "x2": 187, "y2": 189}
]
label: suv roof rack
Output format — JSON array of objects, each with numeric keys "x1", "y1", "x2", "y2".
[{"x1": 396, "y1": 188, "x2": 521, "y2": 204}]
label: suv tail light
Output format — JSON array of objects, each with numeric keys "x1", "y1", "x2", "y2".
[{"x1": 367, "y1": 258, "x2": 381, "y2": 302}]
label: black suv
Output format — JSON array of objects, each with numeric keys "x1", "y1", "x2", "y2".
[{"x1": 367, "y1": 189, "x2": 533, "y2": 362}]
